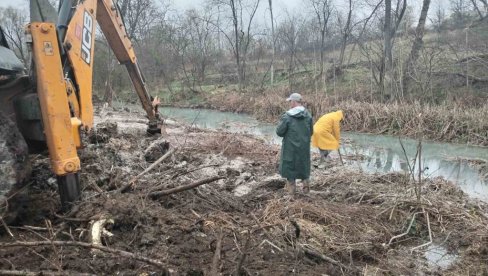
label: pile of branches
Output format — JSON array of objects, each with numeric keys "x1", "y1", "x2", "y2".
[{"x1": 1, "y1": 118, "x2": 487, "y2": 275}]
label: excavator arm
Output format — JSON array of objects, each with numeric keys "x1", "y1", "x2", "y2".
[
  {"x1": 25, "y1": 0, "x2": 161, "y2": 208},
  {"x1": 60, "y1": 0, "x2": 159, "y2": 130},
  {"x1": 97, "y1": 0, "x2": 159, "y2": 133}
]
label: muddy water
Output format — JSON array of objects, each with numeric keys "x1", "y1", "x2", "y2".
[{"x1": 155, "y1": 107, "x2": 488, "y2": 202}]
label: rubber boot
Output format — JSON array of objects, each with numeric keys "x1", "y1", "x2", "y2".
[
  {"x1": 303, "y1": 180, "x2": 310, "y2": 194},
  {"x1": 285, "y1": 180, "x2": 296, "y2": 198},
  {"x1": 317, "y1": 155, "x2": 326, "y2": 169}
]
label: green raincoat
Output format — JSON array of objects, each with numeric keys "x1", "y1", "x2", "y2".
[{"x1": 276, "y1": 106, "x2": 313, "y2": 180}]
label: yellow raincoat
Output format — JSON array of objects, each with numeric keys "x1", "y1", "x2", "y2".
[{"x1": 311, "y1": 110, "x2": 343, "y2": 150}]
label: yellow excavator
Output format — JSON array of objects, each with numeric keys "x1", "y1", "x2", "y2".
[{"x1": 0, "y1": 0, "x2": 161, "y2": 210}]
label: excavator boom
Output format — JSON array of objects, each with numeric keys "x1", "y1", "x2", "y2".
[
  {"x1": 19, "y1": 0, "x2": 162, "y2": 208},
  {"x1": 58, "y1": 0, "x2": 158, "y2": 129}
]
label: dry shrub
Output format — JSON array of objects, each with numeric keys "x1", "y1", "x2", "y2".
[
  {"x1": 207, "y1": 89, "x2": 488, "y2": 145},
  {"x1": 253, "y1": 167, "x2": 488, "y2": 274},
  {"x1": 182, "y1": 130, "x2": 279, "y2": 164},
  {"x1": 262, "y1": 199, "x2": 390, "y2": 261}
]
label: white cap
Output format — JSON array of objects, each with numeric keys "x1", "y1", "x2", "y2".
[{"x1": 286, "y1": 92, "x2": 302, "y2": 102}]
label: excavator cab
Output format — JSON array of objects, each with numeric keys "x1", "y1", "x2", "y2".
[{"x1": 0, "y1": 0, "x2": 162, "y2": 211}]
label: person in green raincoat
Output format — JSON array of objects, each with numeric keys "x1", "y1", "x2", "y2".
[{"x1": 276, "y1": 93, "x2": 313, "y2": 196}]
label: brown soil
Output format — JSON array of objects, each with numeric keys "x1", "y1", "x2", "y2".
[{"x1": 0, "y1": 107, "x2": 487, "y2": 275}]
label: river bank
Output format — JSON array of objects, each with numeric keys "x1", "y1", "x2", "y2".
[
  {"x1": 1, "y1": 107, "x2": 487, "y2": 275},
  {"x1": 166, "y1": 88, "x2": 488, "y2": 146}
]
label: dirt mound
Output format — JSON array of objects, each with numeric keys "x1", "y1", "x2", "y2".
[{"x1": 0, "y1": 109, "x2": 487, "y2": 275}]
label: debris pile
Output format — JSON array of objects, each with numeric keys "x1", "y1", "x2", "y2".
[{"x1": 0, "y1": 108, "x2": 487, "y2": 275}]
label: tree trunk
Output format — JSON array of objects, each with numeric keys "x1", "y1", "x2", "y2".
[
  {"x1": 383, "y1": 0, "x2": 393, "y2": 100},
  {"x1": 230, "y1": 0, "x2": 242, "y2": 90},
  {"x1": 103, "y1": 50, "x2": 116, "y2": 106},
  {"x1": 268, "y1": 0, "x2": 275, "y2": 86},
  {"x1": 338, "y1": 0, "x2": 352, "y2": 67},
  {"x1": 403, "y1": 0, "x2": 431, "y2": 93},
  {"x1": 319, "y1": 28, "x2": 325, "y2": 78}
]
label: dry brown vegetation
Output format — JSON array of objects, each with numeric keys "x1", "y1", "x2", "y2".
[
  {"x1": 1, "y1": 109, "x2": 487, "y2": 275},
  {"x1": 203, "y1": 88, "x2": 488, "y2": 146}
]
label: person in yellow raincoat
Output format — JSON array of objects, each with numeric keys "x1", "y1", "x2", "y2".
[{"x1": 311, "y1": 110, "x2": 344, "y2": 165}]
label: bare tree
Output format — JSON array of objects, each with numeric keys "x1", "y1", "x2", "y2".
[
  {"x1": 382, "y1": 0, "x2": 393, "y2": 98},
  {"x1": 450, "y1": 0, "x2": 471, "y2": 26},
  {"x1": 430, "y1": 1, "x2": 446, "y2": 33},
  {"x1": 403, "y1": 0, "x2": 431, "y2": 93},
  {"x1": 268, "y1": 0, "x2": 276, "y2": 86},
  {"x1": 211, "y1": 0, "x2": 261, "y2": 90},
  {"x1": 347, "y1": 0, "x2": 383, "y2": 65},
  {"x1": 179, "y1": 9, "x2": 219, "y2": 90},
  {"x1": 277, "y1": 12, "x2": 306, "y2": 90},
  {"x1": 337, "y1": 0, "x2": 353, "y2": 68},
  {"x1": 0, "y1": 7, "x2": 29, "y2": 65},
  {"x1": 309, "y1": 0, "x2": 333, "y2": 79},
  {"x1": 117, "y1": 0, "x2": 163, "y2": 42},
  {"x1": 99, "y1": 0, "x2": 168, "y2": 105},
  {"x1": 382, "y1": 0, "x2": 407, "y2": 100},
  {"x1": 470, "y1": 0, "x2": 488, "y2": 21}
]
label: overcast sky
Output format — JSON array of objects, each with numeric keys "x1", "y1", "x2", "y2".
[
  {"x1": 0, "y1": 0, "x2": 448, "y2": 26},
  {"x1": 0, "y1": 0, "x2": 300, "y2": 10}
]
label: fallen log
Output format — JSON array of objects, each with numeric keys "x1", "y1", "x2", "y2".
[
  {"x1": 0, "y1": 241, "x2": 167, "y2": 270},
  {"x1": 118, "y1": 147, "x2": 177, "y2": 193},
  {"x1": 150, "y1": 176, "x2": 224, "y2": 199}
]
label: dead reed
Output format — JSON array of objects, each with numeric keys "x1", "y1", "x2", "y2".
[{"x1": 206, "y1": 89, "x2": 488, "y2": 146}]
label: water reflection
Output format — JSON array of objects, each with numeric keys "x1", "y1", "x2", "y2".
[
  {"x1": 425, "y1": 244, "x2": 457, "y2": 269},
  {"x1": 157, "y1": 107, "x2": 488, "y2": 202},
  {"x1": 341, "y1": 134, "x2": 488, "y2": 202}
]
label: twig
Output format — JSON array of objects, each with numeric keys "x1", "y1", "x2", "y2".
[
  {"x1": 252, "y1": 215, "x2": 351, "y2": 271},
  {"x1": 118, "y1": 147, "x2": 177, "y2": 193},
  {"x1": 301, "y1": 246, "x2": 351, "y2": 271},
  {"x1": 337, "y1": 148, "x2": 345, "y2": 166},
  {"x1": 410, "y1": 208, "x2": 433, "y2": 252},
  {"x1": 251, "y1": 214, "x2": 277, "y2": 244},
  {"x1": 0, "y1": 240, "x2": 167, "y2": 269},
  {"x1": 181, "y1": 110, "x2": 202, "y2": 148},
  {"x1": 90, "y1": 181, "x2": 105, "y2": 195},
  {"x1": 0, "y1": 270, "x2": 95, "y2": 276},
  {"x1": 417, "y1": 139, "x2": 422, "y2": 203},
  {"x1": 219, "y1": 132, "x2": 240, "y2": 155},
  {"x1": 150, "y1": 176, "x2": 224, "y2": 199},
  {"x1": 388, "y1": 212, "x2": 422, "y2": 246},
  {"x1": 235, "y1": 232, "x2": 251, "y2": 276},
  {"x1": 171, "y1": 163, "x2": 222, "y2": 179},
  {"x1": 258, "y1": 239, "x2": 283, "y2": 252},
  {"x1": 210, "y1": 231, "x2": 224, "y2": 276},
  {"x1": 1, "y1": 217, "x2": 14, "y2": 238},
  {"x1": 398, "y1": 137, "x2": 415, "y2": 181}
]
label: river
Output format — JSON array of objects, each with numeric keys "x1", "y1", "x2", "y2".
[{"x1": 156, "y1": 107, "x2": 488, "y2": 202}]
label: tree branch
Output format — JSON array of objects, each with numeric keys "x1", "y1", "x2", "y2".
[{"x1": 0, "y1": 241, "x2": 168, "y2": 270}]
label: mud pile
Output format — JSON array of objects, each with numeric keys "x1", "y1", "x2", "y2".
[{"x1": 0, "y1": 108, "x2": 487, "y2": 275}]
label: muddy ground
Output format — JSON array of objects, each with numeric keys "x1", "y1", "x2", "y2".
[{"x1": 1, "y1": 106, "x2": 487, "y2": 275}]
